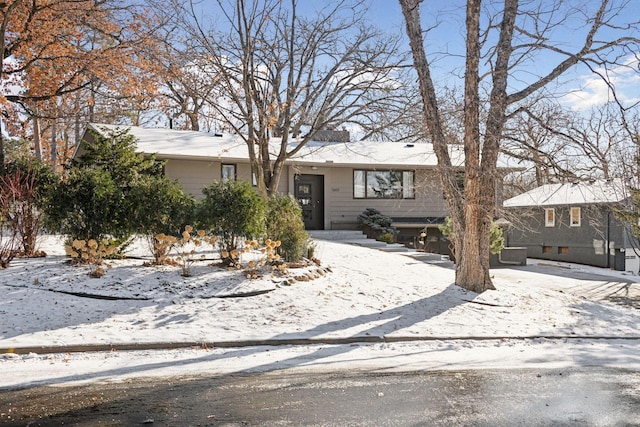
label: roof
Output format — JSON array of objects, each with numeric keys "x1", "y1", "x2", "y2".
[
  {"x1": 503, "y1": 179, "x2": 630, "y2": 208},
  {"x1": 81, "y1": 123, "x2": 473, "y2": 169}
]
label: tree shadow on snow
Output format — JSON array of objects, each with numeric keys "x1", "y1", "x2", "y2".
[{"x1": 12, "y1": 283, "x2": 470, "y2": 388}]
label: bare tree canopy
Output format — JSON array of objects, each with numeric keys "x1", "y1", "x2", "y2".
[
  {"x1": 400, "y1": 0, "x2": 640, "y2": 292},
  {"x1": 171, "y1": 0, "x2": 409, "y2": 197},
  {"x1": 504, "y1": 101, "x2": 637, "y2": 192}
]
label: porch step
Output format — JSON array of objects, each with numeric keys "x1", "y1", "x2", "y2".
[
  {"x1": 308, "y1": 230, "x2": 366, "y2": 241},
  {"x1": 379, "y1": 243, "x2": 410, "y2": 253},
  {"x1": 309, "y1": 230, "x2": 408, "y2": 252}
]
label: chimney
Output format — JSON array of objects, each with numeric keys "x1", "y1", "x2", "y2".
[{"x1": 313, "y1": 129, "x2": 350, "y2": 142}]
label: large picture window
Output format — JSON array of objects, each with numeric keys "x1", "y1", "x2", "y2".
[{"x1": 353, "y1": 169, "x2": 415, "y2": 199}]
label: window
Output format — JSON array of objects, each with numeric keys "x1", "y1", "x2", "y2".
[
  {"x1": 542, "y1": 246, "x2": 553, "y2": 253},
  {"x1": 544, "y1": 208, "x2": 555, "y2": 227},
  {"x1": 222, "y1": 164, "x2": 236, "y2": 182},
  {"x1": 353, "y1": 170, "x2": 415, "y2": 199},
  {"x1": 558, "y1": 247, "x2": 569, "y2": 254},
  {"x1": 570, "y1": 207, "x2": 581, "y2": 227}
]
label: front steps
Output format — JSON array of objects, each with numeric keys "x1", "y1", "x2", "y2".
[{"x1": 308, "y1": 230, "x2": 408, "y2": 252}]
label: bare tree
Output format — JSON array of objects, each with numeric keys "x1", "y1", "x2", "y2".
[
  {"x1": 176, "y1": 0, "x2": 408, "y2": 197},
  {"x1": 140, "y1": 11, "x2": 223, "y2": 132},
  {"x1": 550, "y1": 103, "x2": 635, "y2": 180},
  {"x1": 503, "y1": 101, "x2": 578, "y2": 188},
  {"x1": 400, "y1": 0, "x2": 640, "y2": 292},
  {"x1": 509, "y1": 101, "x2": 634, "y2": 182},
  {"x1": 161, "y1": 54, "x2": 219, "y2": 132}
]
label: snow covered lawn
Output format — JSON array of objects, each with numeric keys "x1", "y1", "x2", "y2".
[{"x1": 1, "y1": 236, "x2": 639, "y2": 388}]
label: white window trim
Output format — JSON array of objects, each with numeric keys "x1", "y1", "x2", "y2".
[
  {"x1": 544, "y1": 208, "x2": 555, "y2": 227},
  {"x1": 222, "y1": 164, "x2": 236, "y2": 182},
  {"x1": 570, "y1": 207, "x2": 581, "y2": 227}
]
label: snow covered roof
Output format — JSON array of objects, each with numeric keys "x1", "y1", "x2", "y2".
[
  {"x1": 503, "y1": 179, "x2": 630, "y2": 208},
  {"x1": 82, "y1": 123, "x2": 470, "y2": 168}
]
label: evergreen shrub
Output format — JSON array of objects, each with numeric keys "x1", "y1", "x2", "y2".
[
  {"x1": 197, "y1": 180, "x2": 265, "y2": 257},
  {"x1": 265, "y1": 194, "x2": 309, "y2": 261}
]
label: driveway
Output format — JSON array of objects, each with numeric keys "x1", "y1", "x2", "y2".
[
  {"x1": 402, "y1": 250, "x2": 640, "y2": 309},
  {"x1": 493, "y1": 260, "x2": 640, "y2": 309}
]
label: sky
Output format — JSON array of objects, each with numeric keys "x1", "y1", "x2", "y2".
[{"x1": 295, "y1": 0, "x2": 640, "y2": 112}]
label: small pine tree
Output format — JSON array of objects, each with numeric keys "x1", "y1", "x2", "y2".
[
  {"x1": 357, "y1": 208, "x2": 394, "y2": 240},
  {"x1": 45, "y1": 128, "x2": 174, "y2": 243}
]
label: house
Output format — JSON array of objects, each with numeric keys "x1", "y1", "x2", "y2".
[
  {"x1": 78, "y1": 123, "x2": 508, "y2": 246},
  {"x1": 503, "y1": 179, "x2": 640, "y2": 273}
]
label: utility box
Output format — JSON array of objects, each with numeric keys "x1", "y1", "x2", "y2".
[{"x1": 624, "y1": 248, "x2": 640, "y2": 274}]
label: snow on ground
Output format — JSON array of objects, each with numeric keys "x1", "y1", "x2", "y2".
[{"x1": 1, "y1": 236, "x2": 639, "y2": 389}]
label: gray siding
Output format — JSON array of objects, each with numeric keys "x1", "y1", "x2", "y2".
[
  {"x1": 506, "y1": 205, "x2": 626, "y2": 269},
  {"x1": 164, "y1": 159, "x2": 218, "y2": 199}
]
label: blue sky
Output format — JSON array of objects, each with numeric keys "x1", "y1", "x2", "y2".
[
  {"x1": 201, "y1": 0, "x2": 640, "y2": 111},
  {"x1": 360, "y1": 0, "x2": 640, "y2": 111}
]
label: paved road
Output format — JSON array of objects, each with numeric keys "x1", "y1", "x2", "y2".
[{"x1": 2, "y1": 367, "x2": 639, "y2": 426}]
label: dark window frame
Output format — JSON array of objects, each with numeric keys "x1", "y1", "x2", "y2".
[{"x1": 353, "y1": 169, "x2": 415, "y2": 200}]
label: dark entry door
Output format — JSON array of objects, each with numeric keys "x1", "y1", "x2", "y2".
[{"x1": 295, "y1": 174, "x2": 325, "y2": 230}]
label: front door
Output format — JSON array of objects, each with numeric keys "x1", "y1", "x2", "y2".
[{"x1": 295, "y1": 174, "x2": 325, "y2": 230}]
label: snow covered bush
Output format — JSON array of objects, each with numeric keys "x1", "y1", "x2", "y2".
[
  {"x1": 153, "y1": 225, "x2": 217, "y2": 276},
  {"x1": 224, "y1": 238, "x2": 282, "y2": 278}
]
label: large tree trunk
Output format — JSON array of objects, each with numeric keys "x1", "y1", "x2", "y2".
[
  {"x1": 400, "y1": 0, "x2": 513, "y2": 293},
  {"x1": 456, "y1": 182, "x2": 495, "y2": 291},
  {"x1": 454, "y1": 0, "x2": 494, "y2": 292}
]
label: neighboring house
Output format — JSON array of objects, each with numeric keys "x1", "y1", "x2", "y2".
[
  {"x1": 77, "y1": 123, "x2": 508, "y2": 245},
  {"x1": 503, "y1": 179, "x2": 640, "y2": 274}
]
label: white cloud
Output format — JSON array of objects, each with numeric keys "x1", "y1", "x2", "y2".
[{"x1": 561, "y1": 56, "x2": 640, "y2": 111}]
